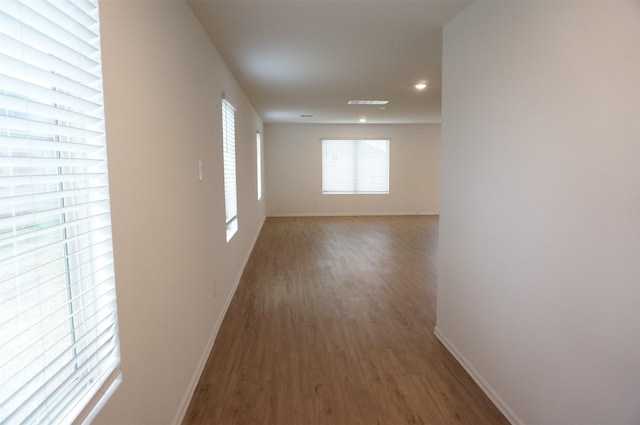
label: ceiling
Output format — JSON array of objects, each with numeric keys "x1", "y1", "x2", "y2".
[{"x1": 187, "y1": 0, "x2": 470, "y2": 125}]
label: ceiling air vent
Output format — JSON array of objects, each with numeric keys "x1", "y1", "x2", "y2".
[{"x1": 347, "y1": 100, "x2": 389, "y2": 105}]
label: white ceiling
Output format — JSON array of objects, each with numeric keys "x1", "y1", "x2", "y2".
[{"x1": 187, "y1": 0, "x2": 470, "y2": 124}]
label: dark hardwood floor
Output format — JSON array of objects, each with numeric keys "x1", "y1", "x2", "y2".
[{"x1": 183, "y1": 216, "x2": 509, "y2": 425}]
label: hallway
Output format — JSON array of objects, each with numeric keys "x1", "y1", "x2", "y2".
[{"x1": 184, "y1": 216, "x2": 508, "y2": 425}]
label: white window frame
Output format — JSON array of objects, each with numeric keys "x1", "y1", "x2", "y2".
[
  {"x1": 0, "y1": 1, "x2": 121, "y2": 424},
  {"x1": 256, "y1": 131, "x2": 262, "y2": 201},
  {"x1": 221, "y1": 95, "x2": 238, "y2": 241},
  {"x1": 321, "y1": 139, "x2": 390, "y2": 194}
]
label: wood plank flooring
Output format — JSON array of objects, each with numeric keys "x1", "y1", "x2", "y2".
[{"x1": 183, "y1": 216, "x2": 509, "y2": 425}]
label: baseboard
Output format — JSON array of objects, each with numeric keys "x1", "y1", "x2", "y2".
[
  {"x1": 172, "y1": 217, "x2": 266, "y2": 425},
  {"x1": 267, "y1": 212, "x2": 440, "y2": 217},
  {"x1": 433, "y1": 326, "x2": 524, "y2": 425}
]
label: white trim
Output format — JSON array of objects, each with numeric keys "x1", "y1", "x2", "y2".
[
  {"x1": 77, "y1": 373, "x2": 122, "y2": 425},
  {"x1": 433, "y1": 327, "x2": 524, "y2": 425},
  {"x1": 172, "y1": 217, "x2": 266, "y2": 425},
  {"x1": 267, "y1": 212, "x2": 440, "y2": 217},
  {"x1": 221, "y1": 91, "x2": 237, "y2": 110}
]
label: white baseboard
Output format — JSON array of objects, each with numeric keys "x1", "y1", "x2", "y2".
[
  {"x1": 172, "y1": 217, "x2": 266, "y2": 425},
  {"x1": 433, "y1": 326, "x2": 524, "y2": 425},
  {"x1": 267, "y1": 212, "x2": 440, "y2": 217}
]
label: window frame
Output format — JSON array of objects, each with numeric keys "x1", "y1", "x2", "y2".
[
  {"x1": 256, "y1": 131, "x2": 262, "y2": 201},
  {"x1": 0, "y1": 1, "x2": 121, "y2": 424},
  {"x1": 321, "y1": 139, "x2": 390, "y2": 195},
  {"x1": 221, "y1": 95, "x2": 238, "y2": 241}
]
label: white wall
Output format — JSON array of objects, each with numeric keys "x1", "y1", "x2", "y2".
[
  {"x1": 95, "y1": 1, "x2": 265, "y2": 424},
  {"x1": 265, "y1": 123, "x2": 440, "y2": 216},
  {"x1": 436, "y1": 2, "x2": 640, "y2": 425}
]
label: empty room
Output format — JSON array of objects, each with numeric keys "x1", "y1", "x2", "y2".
[{"x1": 1, "y1": 1, "x2": 638, "y2": 425}]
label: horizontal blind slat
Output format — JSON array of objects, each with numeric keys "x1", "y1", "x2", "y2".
[
  {"x1": 54, "y1": 1, "x2": 98, "y2": 28},
  {"x1": 0, "y1": 172, "x2": 103, "y2": 187},
  {"x1": 0, "y1": 198, "x2": 110, "y2": 230},
  {"x1": 1, "y1": 310, "x2": 112, "y2": 394},
  {"x1": 0, "y1": 33, "x2": 99, "y2": 89},
  {"x1": 0, "y1": 54, "x2": 101, "y2": 99},
  {"x1": 1, "y1": 185, "x2": 109, "y2": 205},
  {"x1": 20, "y1": 1, "x2": 99, "y2": 53},
  {"x1": 0, "y1": 92, "x2": 102, "y2": 127},
  {"x1": 46, "y1": 349, "x2": 120, "y2": 425},
  {"x1": 0, "y1": 155, "x2": 106, "y2": 169},
  {"x1": 5, "y1": 319, "x2": 118, "y2": 424},
  {"x1": 1, "y1": 294, "x2": 118, "y2": 418},
  {"x1": 0, "y1": 213, "x2": 111, "y2": 255},
  {"x1": 0, "y1": 6, "x2": 99, "y2": 66},
  {"x1": 0, "y1": 114, "x2": 103, "y2": 141},
  {"x1": 0, "y1": 135, "x2": 105, "y2": 156},
  {"x1": 35, "y1": 1, "x2": 97, "y2": 41},
  {"x1": 1, "y1": 272, "x2": 116, "y2": 351},
  {"x1": 43, "y1": 332, "x2": 120, "y2": 424},
  {"x1": 0, "y1": 73, "x2": 102, "y2": 112}
]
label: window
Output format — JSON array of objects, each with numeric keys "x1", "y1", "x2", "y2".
[
  {"x1": 322, "y1": 139, "x2": 390, "y2": 194},
  {"x1": 256, "y1": 131, "x2": 262, "y2": 201},
  {"x1": 0, "y1": 1, "x2": 121, "y2": 424},
  {"x1": 222, "y1": 96, "x2": 237, "y2": 241}
]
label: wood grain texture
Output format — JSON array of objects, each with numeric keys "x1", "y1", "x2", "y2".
[{"x1": 183, "y1": 216, "x2": 509, "y2": 425}]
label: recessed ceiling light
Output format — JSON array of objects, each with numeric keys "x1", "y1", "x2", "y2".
[
  {"x1": 348, "y1": 100, "x2": 389, "y2": 105},
  {"x1": 414, "y1": 82, "x2": 427, "y2": 90},
  {"x1": 359, "y1": 118, "x2": 367, "y2": 123}
]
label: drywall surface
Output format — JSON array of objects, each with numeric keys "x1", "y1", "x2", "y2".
[
  {"x1": 265, "y1": 123, "x2": 440, "y2": 216},
  {"x1": 96, "y1": 1, "x2": 264, "y2": 424},
  {"x1": 437, "y1": 2, "x2": 640, "y2": 424}
]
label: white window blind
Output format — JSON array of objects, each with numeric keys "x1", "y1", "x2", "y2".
[
  {"x1": 0, "y1": 1, "x2": 121, "y2": 424},
  {"x1": 256, "y1": 131, "x2": 262, "y2": 201},
  {"x1": 222, "y1": 96, "x2": 237, "y2": 241},
  {"x1": 322, "y1": 139, "x2": 390, "y2": 194}
]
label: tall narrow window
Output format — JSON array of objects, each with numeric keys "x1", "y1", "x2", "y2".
[
  {"x1": 256, "y1": 131, "x2": 262, "y2": 201},
  {"x1": 221, "y1": 96, "x2": 237, "y2": 241},
  {"x1": 322, "y1": 139, "x2": 390, "y2": 194},
  {"x1": 0, "y1": 1, "x2": 121, "y2": 424}
]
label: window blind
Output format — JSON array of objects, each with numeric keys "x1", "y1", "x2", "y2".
[
  {"x1": 0, "y1": 1, "x2": 121, "y2": 424},
  {"x1": 256, "y1": 131, "x2": 262, "y2": 201},
  {"x1": 221, "y1": 97, "x2": 237, "y2": 241},
  {"x1": 322, "y1": 139, "x2": 390, "y2": 194}
]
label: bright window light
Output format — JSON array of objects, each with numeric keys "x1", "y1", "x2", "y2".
[
  {"x1": 256, "y1": 132, "x2": 262, "y2": 200},
  {"x1": 222, "y1": 96, "x2": 238, "y2": 241},
  {"x1": 0, "y1": 1, "x2": 122, "y2": 424},
  {"x1": 322, "y1": 139, "x2": 390, "y2": 194}
]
